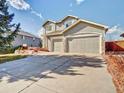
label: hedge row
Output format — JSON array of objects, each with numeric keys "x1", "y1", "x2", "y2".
[{"x1": 0, "y1": 46, "x2": 21, "y2": 54}]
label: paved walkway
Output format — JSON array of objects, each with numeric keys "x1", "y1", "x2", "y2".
[{"x1": 0, "y1": 54, "x2": 116, "y2": 93}]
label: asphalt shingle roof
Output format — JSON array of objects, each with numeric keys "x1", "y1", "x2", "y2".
[{"x1": 17, "y1": 30, "x2": 39, "y2": 38}]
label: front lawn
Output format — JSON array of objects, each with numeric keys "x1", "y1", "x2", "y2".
[{"x1": 0, "y1": 54, "x2": 28, "y2": 64}]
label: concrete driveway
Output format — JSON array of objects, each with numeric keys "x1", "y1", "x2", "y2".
[{"x1": 0, "y1": 54, "x2": 116, "y2": 93}]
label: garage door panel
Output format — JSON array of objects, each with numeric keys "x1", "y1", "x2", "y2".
[
  {"x1": 68, "y1": 37, "x2": 85, "y2": 53},
  {"x1": 84, "y1": 37, "x2": 99, "y2": 53},
  {"x1": 68, "y1": 36, "x2": 100, "y2": 54},
  {"x1": 53, "y1": 39, "x2": 63, "y2": 52}
]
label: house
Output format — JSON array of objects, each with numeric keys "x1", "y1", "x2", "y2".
[
  {"x1": 12, "y1": 30, "x2": 41, "y2": 47},
  {"x1": 42, "y1": 15, "x2": 108, "y2": 54}
]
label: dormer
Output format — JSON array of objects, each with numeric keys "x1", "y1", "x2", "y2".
[
  {"x1": 62, "y1": 15, "x2": 79, "y2": 28},
  {"x1": 43, "y1": 20, "x2": 56, "y2": 33},
  {"x1": 56, "y1": 15, "x2": 79, "y2": 31}
]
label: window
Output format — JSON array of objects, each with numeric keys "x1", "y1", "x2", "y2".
[
  {"x1": 33, "y1": 37, "x2": 35, "y2": 41},
  {"x1": 21, "y1": 35, "x2": 25, "y2": 40},
  {"x1": 64, "y1": 20, "x2": 73, "y2": 28},
  {"x1": 66, "y1": 24, "x2": 69, "y2": 28},
  {"x1": 46, "y1": 25, "x2": 52, "y2": 31}
]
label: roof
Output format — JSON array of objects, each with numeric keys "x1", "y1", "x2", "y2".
[
  {"x1": 42, "y1": 15, "x2": 79, "y2": 26},
  {"x1": 46, "y1": 31, "x2": 62, "y2": 36},
  {"x1": 42, "y1": 20, "x2": 56, "y2": 26},
  {"x1": 17, "y1": 30, "x2": 39, "y2": 38},
  {"x1": 46, "y1": 19, "x2": 108, "y2": 36},
  {"x1": 57, "y1": 15, "x2": 79, "y2": 23},
  {"x1": 120, "y1": 33, "x2": 124, "y2": 37}
]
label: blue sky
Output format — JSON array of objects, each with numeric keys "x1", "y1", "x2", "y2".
[{"x1": 7, "y1": 0, "x2": 124, "y2": 40}]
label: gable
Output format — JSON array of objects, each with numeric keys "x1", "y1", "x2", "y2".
[
  {"x1": 44, "y1": 21, "x2": 55, "y2": 27},
  {"x1": 62, "y1": 17, "x2": 78, "y2": 26},
  {"x1": 44, "y1": 22, "x2": 56, "y2": 32},
  {"x1": 64, "y1": 22, "x2": 105, "y2": 36},
  {"x1": 60, "y1": 15, "x2": 79, "y2": 22},
  {"x1": 43, "y1": 20, "x2": 55, "y2": 27}
]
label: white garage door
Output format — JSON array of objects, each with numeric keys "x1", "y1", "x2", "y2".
[
  {"x1": 53, "y1": 39, "x2": 63, "y2": 52},
  {"x1": 67, "y1": 36, "x2": 100, "y2": 54}
]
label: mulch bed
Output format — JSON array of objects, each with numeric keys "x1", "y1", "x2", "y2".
[
  {"x1": 15, "y1": 47, "x2": 49, "y2": 55},
  {"x1": 104, "y1": 54, "x2": 124, "y2": 93}
]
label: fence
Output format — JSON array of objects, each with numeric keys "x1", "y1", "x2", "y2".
[{"x1": 106, "y1": 40, "x2": 124, "y2": 52}]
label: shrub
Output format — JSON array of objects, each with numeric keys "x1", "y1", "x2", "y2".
[
  {"x1": 0, "y1": 45, "x2": 21, "y2": 54},
  {"x1": 13, "y1": 45, "x2": 22, "y2": 50}
]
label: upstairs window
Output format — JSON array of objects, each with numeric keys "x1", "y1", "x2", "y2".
[
  {"x1": 64, "y1": 20, "x2": 73, "y2": 28},
  {"x1": 46, "y1": 25, "x2": 52, "y2": 31},
  {"x1": 66, "y1": 24, "x2": 69, "y2": 28}
]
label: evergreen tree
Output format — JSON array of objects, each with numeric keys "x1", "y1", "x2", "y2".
[{"x1": 0, "y1": 0, "x2": 20, "y2": 47}]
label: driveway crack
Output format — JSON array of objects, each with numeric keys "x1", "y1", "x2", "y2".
[{"x1": 18, "y1": 58, "x2": 71, "y2": 93}]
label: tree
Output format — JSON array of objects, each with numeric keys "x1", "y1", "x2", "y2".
[
  {"x1": 0, "y1": 0, "x2": 20, "y2": 47},
  {"x1": 120, "y1": 33, "x2": 124, "y2": 38}
]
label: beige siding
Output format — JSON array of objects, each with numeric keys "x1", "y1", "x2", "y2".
[
  {"x1": 56, "y1": 18, "x2": 78, "y2": 31},
  {"x1": 49, "y1": 36, "x2": 63, "y2": 40},
  {"x1": 64, "y1": 22, "x2": 104, "y2": 36},
  {"x1": 44, "y1": 18, "x2": 78, "y2": 33},
  {"x1": 56, "y1": 23, "x2": 64, "y2": 31},
  {"x1": 44, "y1": 22, "x2": 56, "y2": 33}
]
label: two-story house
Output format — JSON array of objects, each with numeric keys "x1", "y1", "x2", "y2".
[{"x1": 42, "y1": 15, "x2": 108, "y2": 54}]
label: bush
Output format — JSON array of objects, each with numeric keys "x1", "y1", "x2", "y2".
[
  {"x1": 0, "y1": 45, "x2": 21, "y2": 54},
  {"x1": 13, "y1": 45, "x2": 22, "y2": 50}
]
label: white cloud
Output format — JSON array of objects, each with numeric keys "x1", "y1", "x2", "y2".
[
  {"x1": 69, "y1": 3, "x2": 73, "y2": 7},
  {"x1": 107, "y1": 25, "x2": 119, "y2": 34},
  {"x1": 31, "y1": 10, "x2": 44, "y2": 20},
  {"x1": 7, "y1": 0, "x2": 30, "y2": 10},
  {"x1": 37, "y1": 27, "x2": 44, "y2": 38},
  {"x1": 8, "y1": 0, "x2": 44, "y2": 20},
  {"x1": 106, "y1": 25, "x2": 124, "y2": 41},
  {"x1": 76, "y1": 0, "x2": 85, "y2": 5}
]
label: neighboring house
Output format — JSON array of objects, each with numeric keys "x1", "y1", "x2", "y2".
[
  {"x1": 42, "y1": 15, "x2": 108, "y2": 54},
  {"x1": 12, "y1": 30, "x2": 41, "y2": 47}
]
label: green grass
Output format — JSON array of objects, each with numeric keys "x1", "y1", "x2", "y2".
[{"x1": 0, "y1": 54, "x2": 28, "y2": 64}]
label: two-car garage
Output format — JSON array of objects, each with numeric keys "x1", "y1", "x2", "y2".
[{"x1": 52, "y1": 35, "x2": 102, "y2": 54}]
